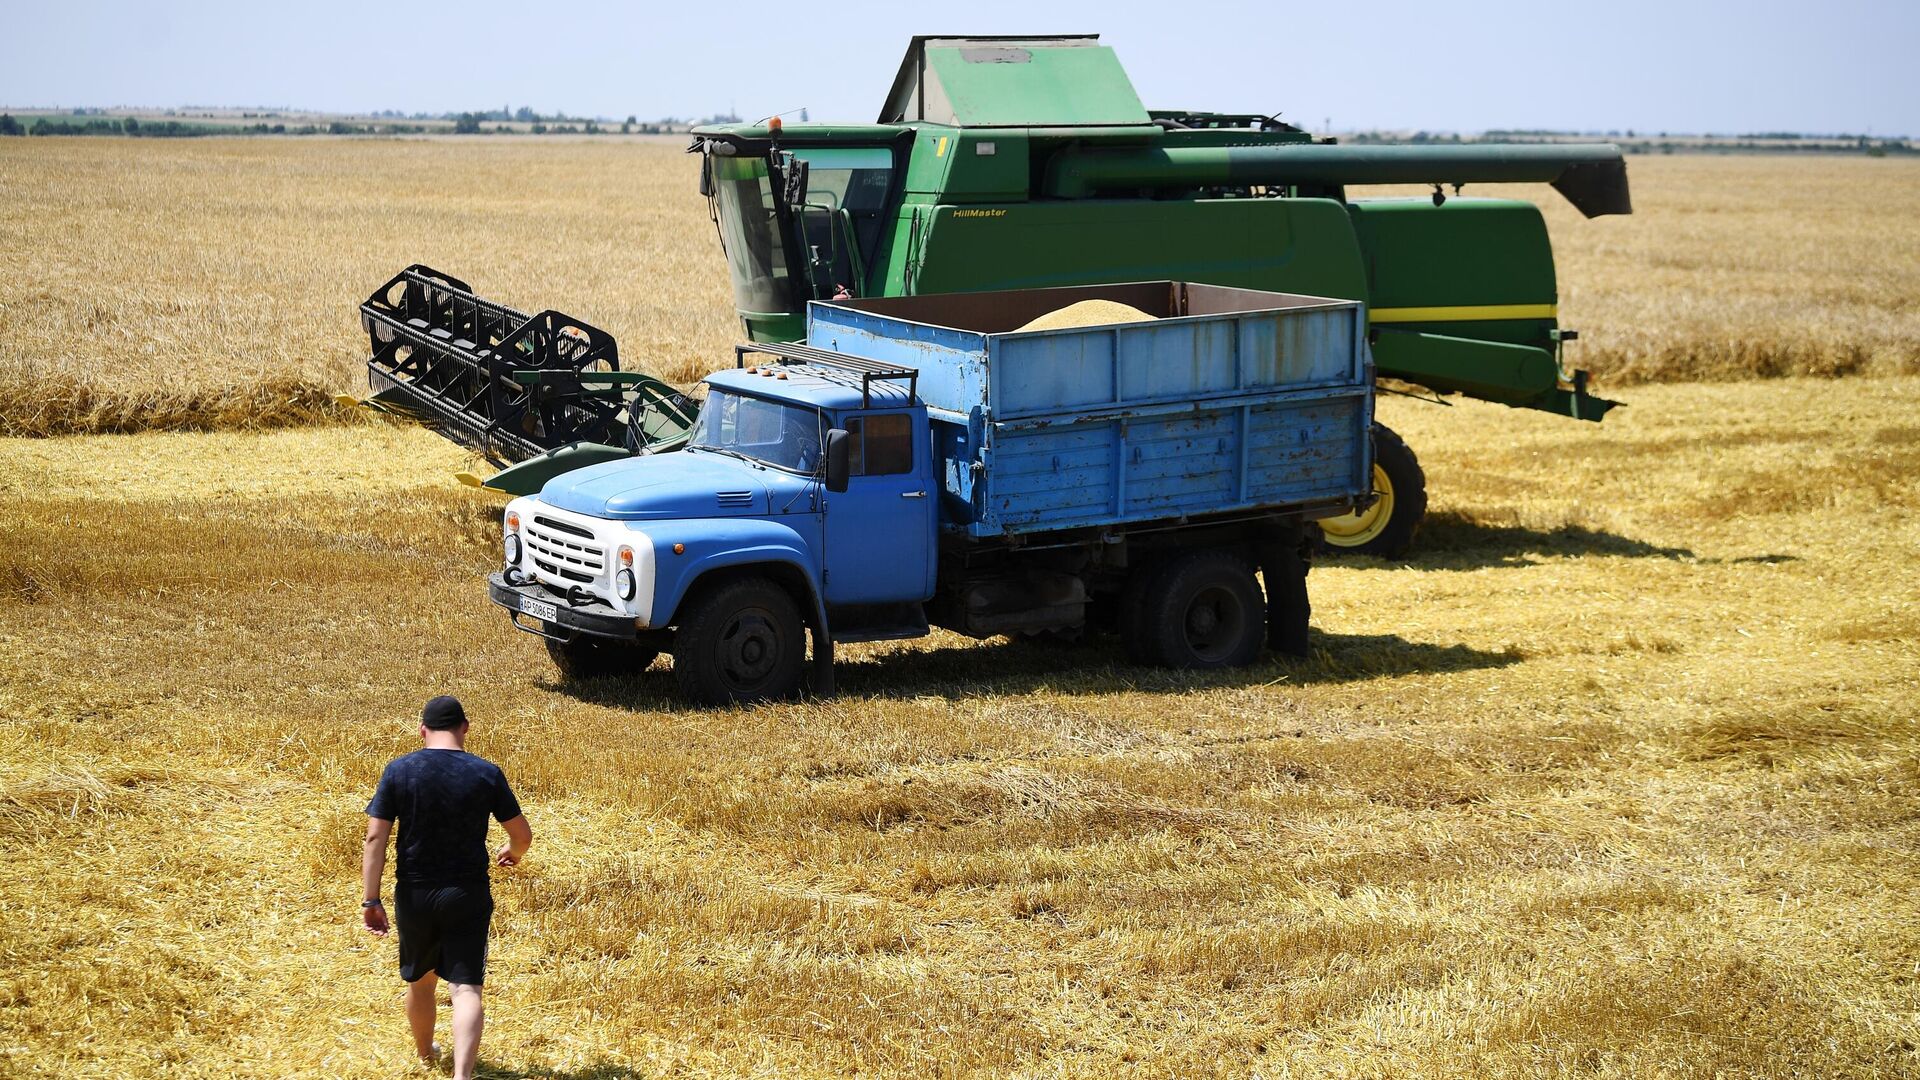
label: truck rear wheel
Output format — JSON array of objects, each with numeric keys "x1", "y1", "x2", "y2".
[
  {"x1": 1126, "y1": 550, "x2": 1266, "y2": 669},
  {"x1": 671, "y1": 577, "x2": 806, "y2": 705},
  {"x1": 546, "y1": 636, "x2": 658, "y2": 681},
  {"x1": 1316, "y1": 423, "x2": 1426, "y2": 558}
]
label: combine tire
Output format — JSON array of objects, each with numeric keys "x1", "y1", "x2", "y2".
[
  {"x1": 1124, "y1": 550, "x2": 1266, "y2": 669},
  {"x1": 546, "y1": 637, "x2": 657, "y2": 681},
  {"x1": 671, "y1": 577, "x2": 806, "y2": 705},
  {"x1": 1316, "y1": 423, "x2": 1426, "y2": 558}
]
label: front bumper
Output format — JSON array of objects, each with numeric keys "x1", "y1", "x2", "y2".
[{"x1": 488, "y1": 571, "x2": 639, "y2": 642}]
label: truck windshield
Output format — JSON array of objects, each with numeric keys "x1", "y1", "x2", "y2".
[
  {"x1": 687, "y1": 388, "x2": 824, "y2": 473},
  {"x1": 712, "y1": 155, "x2": 796, "y2": 314}
]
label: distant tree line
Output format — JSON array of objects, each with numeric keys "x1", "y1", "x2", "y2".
[
  {"x1": 1342, "y1": 127, "x2": 1914, "y2": 156},
  {"x1": 0, "y1": 109, "x2": 738, "y2": 138}
]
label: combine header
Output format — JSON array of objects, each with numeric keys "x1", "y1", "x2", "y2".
[{"x1": 356, "y1": 265, "x2": 694, "y2": 492}]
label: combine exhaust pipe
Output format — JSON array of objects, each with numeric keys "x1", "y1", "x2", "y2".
[{"x1": 1041, "y1": 142, "x2": 1633, "y2": 217}]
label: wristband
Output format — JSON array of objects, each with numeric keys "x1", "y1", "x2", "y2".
[{"x1": 362, "y1": 899, "x2": 384, "y2": 909}]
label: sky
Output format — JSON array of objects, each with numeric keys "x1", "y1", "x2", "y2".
[{"x1": 2, "y1": 0, "x2": 1914, "y2": 136}]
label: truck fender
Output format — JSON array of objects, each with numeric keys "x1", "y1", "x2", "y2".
[{"x1": 641, "y1": 518, "x2": 830, "y2": 659}]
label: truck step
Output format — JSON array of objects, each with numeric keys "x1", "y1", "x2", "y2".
[{"x1": 827, "y1": 602, "x2": 930, "y2": 643}]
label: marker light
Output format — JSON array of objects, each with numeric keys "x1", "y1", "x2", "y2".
[
  {"x1": 673, "y1": 543, "x2": 686, "y2": 555},
  {"x1": 618, "y1": 546, "x2": 634, "y2": 567},
  {"x1": 505, "y1": 510, "x2": 521, "y2": 531}
]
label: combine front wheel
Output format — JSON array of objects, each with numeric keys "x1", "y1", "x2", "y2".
[{"x1": 1316, "y1": 424, "x2": 1427, "y2": 559}]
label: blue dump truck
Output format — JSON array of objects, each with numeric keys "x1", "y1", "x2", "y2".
[{"x1": 487, "y1": 283, "x2": 1374, "y2": 704}]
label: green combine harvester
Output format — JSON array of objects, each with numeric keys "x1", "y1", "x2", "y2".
[{"x1": 362, "y1": 34, "x2": 1630, "y2": 556}]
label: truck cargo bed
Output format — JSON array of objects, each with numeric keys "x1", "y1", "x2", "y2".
[{"x1": 809, "y1": 282, "x2": 1374, "y2": 539}]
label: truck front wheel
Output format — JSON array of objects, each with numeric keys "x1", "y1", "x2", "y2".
[
  {"x1": 1316, "y1": 423, "x2": 1426, "y2": 558},
  {"x1": 671, "y1": 576, "x2": 806, "y2": 705},
  {"x1": 1127, "y1": 550, "x2": 1266, "y2": 669},
  {"x1": 546, "y1": 636, "x2": 658, "y2": 681}
]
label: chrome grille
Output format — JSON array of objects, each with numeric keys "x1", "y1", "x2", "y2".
[{"x1": 524, "y1": 516, "x2": 607, "y2": 585}]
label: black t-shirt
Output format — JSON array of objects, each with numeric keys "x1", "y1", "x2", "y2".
[{"x1": 366, "y1": 749, "x2": 522, "y2": 886}]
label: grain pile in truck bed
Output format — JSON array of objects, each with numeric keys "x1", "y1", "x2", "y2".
[{"x1": 1015, "y1": 299, "x2": 1159, "y2": 333}]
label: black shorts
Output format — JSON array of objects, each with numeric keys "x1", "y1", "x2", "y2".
[{"x1": 395, "y1": 880, "x2": 494, "y2": 985}]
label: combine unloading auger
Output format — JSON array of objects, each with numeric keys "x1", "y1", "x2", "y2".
[{"x1": 353, "y1": 265, "x2": 696, "y2": 494}]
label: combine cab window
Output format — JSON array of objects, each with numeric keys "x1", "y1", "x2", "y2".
[
  {"x1": 712, "y1": 156, "x2": 795, "y2": 314},
  {"x1": 792, "y1": 147, "x2": 895, "y2": 285}
]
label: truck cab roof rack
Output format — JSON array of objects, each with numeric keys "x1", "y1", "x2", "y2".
[{"x1": 733, "y1": 342, "x2": 918, "y2": 407}]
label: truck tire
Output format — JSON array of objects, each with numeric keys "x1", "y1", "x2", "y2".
[
  {"x1": 1316, "y1": 423, "x2": 1426, "y2": 558},
  {"x1": 546, "y1": 636, "x2": 658, "y2": 681},
  {"x1": 1129, "y1": 550, "x2": 1266, "y2": 669},
  {"x1": 671, "y1": 576, "x2": 806, "y2": 705}
]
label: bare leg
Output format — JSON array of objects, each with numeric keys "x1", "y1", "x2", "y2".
[
  {"x1": 406, "y1": 973, "x2": 439, "y2": 1064},
  {"x1": 448, "y1": 982, "x2": 483, "y2": 1080}
]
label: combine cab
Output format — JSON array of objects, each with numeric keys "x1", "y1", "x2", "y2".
[{"x1": 355, "y1": 265, "x2": 696, "y2": 494}]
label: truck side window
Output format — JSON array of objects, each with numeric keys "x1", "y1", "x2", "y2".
[{"x1": 846, "y1": 414, "x2": 912, "y2": 476}]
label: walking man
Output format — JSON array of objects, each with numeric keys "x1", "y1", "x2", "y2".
[{"x1": 362, "y1": 695, "x2": 532, "y2": 1079}]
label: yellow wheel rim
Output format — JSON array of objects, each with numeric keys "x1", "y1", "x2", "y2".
[{"x1": 1320, "y1": 464, "x2": 1394, "y2": 547}]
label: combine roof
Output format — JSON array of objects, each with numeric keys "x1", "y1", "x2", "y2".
[{"x1": 878, "y1": 35, "x2": 1151, "y2": 128}]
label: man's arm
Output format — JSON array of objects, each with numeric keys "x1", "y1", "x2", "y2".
[
  {"x1": 362, "y1": 816, "x2": 393, "y2": 936},
  {"x1": 495, "y1": 814, "x2": 533, "y2": 868}
]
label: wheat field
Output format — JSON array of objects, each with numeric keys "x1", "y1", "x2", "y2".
[
  {"x1": 1, "y1": 137, "x2": 1918, "y2": 1077},
  {"x1": 1, "y1": 139, "x2": 1917, "y2": 435}
]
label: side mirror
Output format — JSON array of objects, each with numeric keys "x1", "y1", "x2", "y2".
[
  {"x1": 824, "y1": 429, "x2": 850, "y2": 493},
  {"x1": 697, "y1": 151, "x2": 713, "y2": 198},
  {"x1": 775, "y1": 151, "x2": 809, "y2": 208}
]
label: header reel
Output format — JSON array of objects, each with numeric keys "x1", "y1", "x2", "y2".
[{"x1": 357, "y1": 265, "x2": 693, "y2": 470}]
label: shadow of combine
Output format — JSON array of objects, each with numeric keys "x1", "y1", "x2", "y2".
[
  {"x1": 540, "y1": 629, "x2": 1521, "y2": 708},
  {"x1": 1324, "y1": 510, "x2": 1710, "y2": 570}
]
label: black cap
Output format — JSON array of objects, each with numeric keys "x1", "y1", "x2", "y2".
[{"x1": 422, "y1": 695, "x2": 467, "y2": 731}]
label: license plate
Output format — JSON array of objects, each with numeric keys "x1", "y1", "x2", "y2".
[{"x1": 517, "y1": 595, "x2": 558, "y2": 623}]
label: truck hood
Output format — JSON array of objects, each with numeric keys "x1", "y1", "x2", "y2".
[{"x1": 538, "y1": 449, "x2": 799, "y2": 520}]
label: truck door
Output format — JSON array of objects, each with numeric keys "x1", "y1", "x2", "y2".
[{"x1": 823, "y1": 409, "x2": 935, "y2": 605}]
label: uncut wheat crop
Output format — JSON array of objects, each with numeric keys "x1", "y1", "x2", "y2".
[{"x1": 1, "y1": 138, "x2": 1916, "y2": 436}]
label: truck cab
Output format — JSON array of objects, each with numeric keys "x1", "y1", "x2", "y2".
[{"x1": 490, "y1": 350, "x2": 937, "y2": 703}]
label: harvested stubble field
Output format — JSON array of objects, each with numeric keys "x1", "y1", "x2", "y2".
[{"x1": 1, "y1": 136, "x2": 1919, "y2": 1078}]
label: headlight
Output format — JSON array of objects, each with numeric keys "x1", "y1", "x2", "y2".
[
  {"x1": 616, "y1": 568, "x2": 637, "y2": 600},
  {"x1": 504, "y1": 533, "x2": 523, "y2": 565}
]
